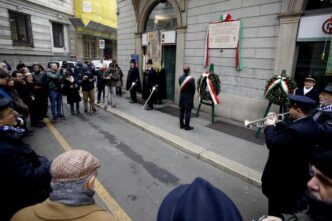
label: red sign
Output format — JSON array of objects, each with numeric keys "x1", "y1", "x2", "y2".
[{"x1": 322, "y1": 17, "x2": 332, "y2": 34}]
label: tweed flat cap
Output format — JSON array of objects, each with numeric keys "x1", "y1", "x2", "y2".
[{"x1": 51, "y1": 150, "x2": 101, "y2": 182}]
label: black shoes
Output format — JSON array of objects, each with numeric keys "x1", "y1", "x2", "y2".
[
  {"x1": 180, "y1": 125, "x2": 185, "y2": 129},
  {"x1": 184, "y1": 126, "x2": 194, "y2": 130}
]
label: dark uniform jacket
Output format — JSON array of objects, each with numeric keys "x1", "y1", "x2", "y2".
[
  {"x1": 262, "y1": 116, "x2": 320, "y2": 205},
  {"x1": 295, "y1": 87, "x2": 320, "y2": 105},
  {"x1": 126, "y1": 66, "x2": 141, "y2": 93},
  {"x1": 142, "y1": 68, "x2": 157, "y2": 100},
  {"x1": 0, "y1": 129, "x2": 51, "y2": 221},
  {"x1": 312, "y1": 110, "x2": 332, "y2": 153},
  {"x1": 179, "y1": 73, "x2": 195, "y2": 109}
]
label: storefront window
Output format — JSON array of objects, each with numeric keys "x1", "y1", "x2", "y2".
[
  {"x1": 145, "y1": 1, "x2": 177, "y2": 32},
  {"x1": 295, "y1": 41, "x2": 331, "y2": 89}
]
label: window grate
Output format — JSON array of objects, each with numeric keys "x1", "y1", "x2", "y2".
[
  {"x1": 52, "y1": 22, "x2": 64, "y2": 48},
  {"x1": 8, "y1": 10, "x2": 33, "y2": 47}
]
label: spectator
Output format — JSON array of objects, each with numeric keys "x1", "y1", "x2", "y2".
[
  {"x1": 16, "y1": 61, "x2": 25, "y2": 72},
  {"x1": 157, "y1": 177, "x2": 243, "y2": 221},
  {"x1": 295, "y1": 74, "x2": 320, "y2": 104},
  {"x1": 32, "y1": 64, "x2": 49, "y2": 119},
  {"x1": 11, "y1": 149, "x2": 117, "y2": 221},
  {"x1": 262, "y1": 95, "x2": 320, "y2": 217},
  {"x1": 0, "y1": 68, "x2": 12, "y2": 101},
  {"x1": 62, "y1": 68, "x2": 81, "y2": 114},
  {"x1": 79, "y1": 66, "x2": 96, "y2": 114},
  {"x1": 96, "y1": 66, "x2": 106, "y2": 104},
  {"x1": 0, "y1": 98, "x2": 51, "y2": 221},
  {"x1": 261, "y1": 150, "x2": 332, "y2": 221},
  {"x1": 104, "y1": 62, "x2": 119, "y2": 109}
]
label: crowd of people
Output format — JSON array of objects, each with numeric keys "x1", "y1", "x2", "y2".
[{"x1": 1, "y1": 58, "x2": 332, "y2": 221}]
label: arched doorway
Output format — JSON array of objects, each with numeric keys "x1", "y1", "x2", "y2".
[{"x1": 142, "y1": 1, "x2": 178, "y2": 101}]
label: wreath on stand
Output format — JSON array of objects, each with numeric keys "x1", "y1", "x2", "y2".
[
  {"x1": 197, "y1": 71, "x2": 221, "y2": 104},
  {"x1": 264, "y1": 73, "x2": 297, "y2": 105}
]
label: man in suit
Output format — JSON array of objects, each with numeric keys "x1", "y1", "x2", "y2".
[
  {"x1": 262, "y1": 95, "x2": 320, "y2": 217},
  {"x1": 179, "y1": 65, "x2": 195, "y2": 130},
  {"x1": 295, "y1": 74, "x2": 320, "y2": 104}
]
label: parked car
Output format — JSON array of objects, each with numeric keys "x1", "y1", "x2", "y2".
[{"x1": 91, "y1": 60, "x2": 112, "y2": 70}]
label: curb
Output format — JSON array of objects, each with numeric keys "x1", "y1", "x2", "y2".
[{"x1": 97, "y1": 104, "x2": 262, "y2": 188}]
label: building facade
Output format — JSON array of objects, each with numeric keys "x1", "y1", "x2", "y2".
[
  {"x1": 0, "y1": 0, "x2": 76, "y2": 68},
  {"x1": 117, "y1": 0, "x2": 332, "y2": 121},
  {"x1": 71, "y1": 0, "x2": 117, "y2": 62}
]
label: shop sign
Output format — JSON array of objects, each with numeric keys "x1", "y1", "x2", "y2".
[
  {"x1": 322, "y1": 17, "x2": 332, "y2": 34},
  {"x1": 298, "y1": 14, "x2": 332, "y2": 41}
]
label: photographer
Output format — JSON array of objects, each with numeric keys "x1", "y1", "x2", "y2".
[{"x1": 78, "y1": 66, "x2": 96, "y2": 114}]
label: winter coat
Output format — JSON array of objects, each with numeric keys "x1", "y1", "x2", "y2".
[
  {"x1": 295, "y1": 87, "x2": 320, "y2": 105},
  {"x1": 11, "y1": 199, "x2": 117, "y2": 221},
  {"x1": 79, "y1": 70, "x2": 95, "y2": 91},
  {"x1": 47, "y1": 70, "x2": 62, "y2": 92},
  {"x1": 312, "y1": 110, "x2": 332, "y2": 153},
  {"x1": 62, "y1": 77, "x2": 81, "y2": 104},
  {"x1": 0, "y1": 129, "x2": 51, "y2": 221},
  {"x1": 262, "y1": 116, "x2": 320, "y2": 210},
  {"x1": 104, "y1": 67, "x2": 120, "y2": 87},
  {"x1": 179, "y1": 73, "x2": 195, "y2": 109},
  {"x1": 126, "y1": 66, "x2": 141, "y2": 93}
]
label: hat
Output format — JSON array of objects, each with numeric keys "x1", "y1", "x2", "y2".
[
  {"x1": 130, "y1": 59, "x2": 136, "y2": 64},
  {"x1": 0, "y1": 98, "x2": 12, "y2": 111},
  {"x1": 146, "y1": 59, "x2": 153, "y2": 65},
  {"x1": 51, "y1": 150, "x2": 101, "y2": 182},
  {"x1": 304, "y1": 75, "x2": 316, "y2": 82},
  {"x1": 322, "y1": 83, "x2": 332, "y2": 94},
  {"x1": 157, "y1": 177, "x2": 243, "y2": 221},
  {"x1": 288, "y1": 94, "x2": 316, "y2": 109},
  {"x1": 312, "y1": 151, "x2": 332, "y2": 180}
]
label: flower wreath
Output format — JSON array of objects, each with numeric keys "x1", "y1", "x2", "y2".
[
  {"x1": 197, "y1": 72, "x2": 221, "y2": 104},
  {"x1": 264, "y1": 73, "x2": 297, "y2": 105}
]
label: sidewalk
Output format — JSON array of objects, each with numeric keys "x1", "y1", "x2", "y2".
[{"x1": 97, "y1": 93, "x2": 268, "y2": 187}]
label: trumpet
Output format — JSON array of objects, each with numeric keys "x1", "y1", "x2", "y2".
[{"x1": 244, "y1": 112, "x2": 289, "y2": 128}]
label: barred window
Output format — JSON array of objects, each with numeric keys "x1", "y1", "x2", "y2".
[
  {"x1": 83, "y1": 37, "x2": 96, "y2": 59},
  {"x1": 52, "y1": 22, "x2": 64, "y2": 48},
  {"x1": 8, "y1": 10, "x2": 33, "y2": 47}
]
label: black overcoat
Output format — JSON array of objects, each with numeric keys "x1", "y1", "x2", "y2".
[
  {"x1": 62, "y1": 78, "x2": 81, "y2": 104},
  {"x1": 178, "y1": 73, "x2": 195, "y2": 109},
  {"x1": 126, "y1": 66, "x2": 141, "y2": 93}
]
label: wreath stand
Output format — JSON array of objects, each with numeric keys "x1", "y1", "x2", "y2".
[
  {"x1": 195, "y1": 64, "x2": 219, "y2": 123},
  {"x1": 196, "y1": 99, "x2": 216, "y2": 123},
  {"x1": 256, "y1": 70, "x2": 291, "y2": 138}
]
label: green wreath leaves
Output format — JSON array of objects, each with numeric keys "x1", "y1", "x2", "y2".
[
  {"x1": 264, "y1": 75, "x2": 297, "y2": 105},
  {"x1": 197, "y1": 73, "x2": 221, "y2": 101}
]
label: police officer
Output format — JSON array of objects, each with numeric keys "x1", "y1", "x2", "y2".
[
  {"x1": 313, "y1": 83, "x2": 332, "y2": 153},
  {"x1": 178, "y1": 65, "x2": 195, "y2": 130},
  {"x1": 144, "y1": 59, "x2": 157, "y2": 110},
  {"x1": 262, "y1": 95, "x2": 320, "y2": 217}
]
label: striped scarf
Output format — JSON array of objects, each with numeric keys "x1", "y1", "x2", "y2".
[
  {"x1": 0, "y1": 126, "x2": 25, "y2": 136},
  {"x1": 317, "y1": 104, "x2": 332, "y2": 112}
]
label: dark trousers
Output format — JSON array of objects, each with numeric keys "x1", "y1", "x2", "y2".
[
  {"x1": 130, "y1": 88, "x2": 137, "y2": 102},
  {"x1": 97, "y1": 84, "x2": 105, "y2": 102},
  {"x1": 180, "y1": 106, "x2": 192, "y2": 127},
  {"x1": 147, "y1": 89, "x2": 155, "y2": 109},
  {"x1": 70, "y1": 102, "x2": 80, "y2": 113},
  {"x1": 116, "y1": 86, "x2": 122, "y2": 96}
]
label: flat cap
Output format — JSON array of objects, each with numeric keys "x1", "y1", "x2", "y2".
[
  {"x1": 322, "y1": 83, "x2": 332, "y2": 94},
  {"x1": 313, "y1": 151, "x2": 332, "y2": 180},
  {"x1": 51, "y1": 150, "x2": 101, "y2": 182},
  {"x1": 288, "y1": 94, "x2": 316, "y2": 108}
]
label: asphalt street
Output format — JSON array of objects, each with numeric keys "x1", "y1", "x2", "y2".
[{"x1": 26, "y1": 104, "x2": 267, "y2": 221}]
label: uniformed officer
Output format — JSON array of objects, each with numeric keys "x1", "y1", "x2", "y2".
[
  {"x1": 178, "y1": 65, "x2": 195, "y2": 130},
  {"x1": 313, "y1": 83, "x2": 332, "y2": 153},
  {"x1": 144, "y1": 59, "x2": 157, "y2": 110},
  {"x1": 126, "y1": 59, "x2": 141, "y2": 103},
  {"x1": 262, "y1": 95, "x2": 320, "y2": 217},
  {"x1": 295, "y1": 74, "x2": 320, "y2": 104}
]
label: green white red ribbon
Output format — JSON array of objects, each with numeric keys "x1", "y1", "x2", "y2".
[
  {"x1": 180, "y1": 75, "x2": 193, "y2": 91},
  {"x1": 264, "y1": 75, "x2": 289, "y2": 98},
  {"x1": 201, "y1": 72, "x2": 220, "y2": 104}
]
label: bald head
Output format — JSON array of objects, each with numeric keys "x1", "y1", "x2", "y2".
[{"x1": 183, "y1": 65, "x2": 190, "y2": 74}]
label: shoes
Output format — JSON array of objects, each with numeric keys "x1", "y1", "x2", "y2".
[
  {"x1": 104, "y1": 105, "x2": 108, "y2": 110},
  {"x1": 180, "y1": 125, "x2": 185, "y2": 129},
  {"x1": 111, "y1": 105, "x2": 116, "y2": 108},
  {"x1": 58, "y1": 114, "x2": 65, "y2": 119},
  {"x1": 84, "y1": 110, "x2": 88, "y2": 114},
  {"x1": 129, "y1": 100, "x2": 137, "y2": 104},
  {"x1": 92, "y1": 108, "x2": 97, "y2": 113},
  {"x1": 71, "y1": 111, "x2": 75, "y2": 115},
  {"x1": 76, "y1": 110, "x2": 81, "y2": 114},
  {"x1": 184, "y1": 126, "x2": 194, "y2": 130}
]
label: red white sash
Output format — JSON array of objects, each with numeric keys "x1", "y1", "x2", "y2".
[
  {"x1": 201, "y1": 72, "x2": 220, "y2": 104},
  {"x1": 180, "y1": 75, "x2": 193, "y2": 91}
]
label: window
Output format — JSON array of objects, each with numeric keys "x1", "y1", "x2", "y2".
[
  {"x1": 83, "y1": 36, "x2": 96, "y2": 59},
  {"x1": 8, "y1": 10, "x2": 33, "y2": 47},
  {"x1": 145, "y1": 1, "x2": 177, "y2": 32},
  {"x1": 52, "y1": 22, "x2": 64, "y2": 48}
]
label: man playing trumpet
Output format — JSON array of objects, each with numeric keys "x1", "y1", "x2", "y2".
[{"x1": 261, "y1": 95, "x2": 320, "y2": 217}]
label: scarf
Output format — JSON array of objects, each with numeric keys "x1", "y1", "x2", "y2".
[
  {"x1": 0, "y1": 125, "x2": 25, "y2": 137},
  {"x1": 317, "y1": 104, "x2": 332, "y2": 112},
  {"x1": 49, "y1": 177, "x2": 95, "y2": 206}
]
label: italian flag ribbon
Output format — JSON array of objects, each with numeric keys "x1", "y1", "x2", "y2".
[
  {"x1": 264, "y1": 75, "x2": 289, "y2": 98},
  {"x1": 180, "y1": 75, "x2": 193, "y2": 91},
  {"x1": 201, "y1": 72, "x2": 220, "y2": 104}
]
